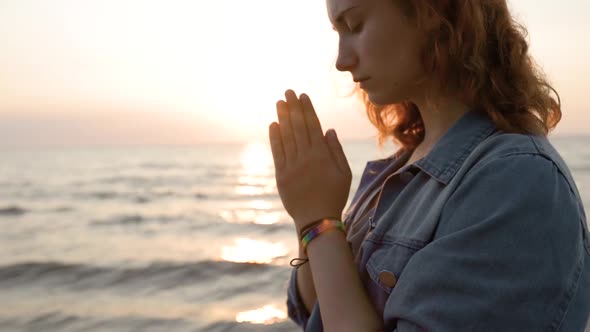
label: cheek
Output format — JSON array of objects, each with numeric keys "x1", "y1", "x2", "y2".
[
  {"x1": 366, "y1": 17, "x2": 422, "y2": 74},
  {"x1": 369, "y1": 34, "x2": 424, "y2": 104},
  {"x1": 383, "y1": 35, "x2": 423, "y2": 85},
  {"x1": 361, "y1": 26, "x2": 409, "y2": 72},
  {"x1": 359, "y1": 25, "x2": 389, "y2": 61}
]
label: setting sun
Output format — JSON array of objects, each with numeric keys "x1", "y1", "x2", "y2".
[{"x1": 2, "y1": 0, "x2": 586, "y2": 147}]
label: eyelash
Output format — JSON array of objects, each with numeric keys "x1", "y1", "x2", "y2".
[
  {"x1": 333, "y1": 22, "x2": 363, "y2": 35},
  {"x1": 349, "y1": 23, "x2": 363, "y2": 34}
]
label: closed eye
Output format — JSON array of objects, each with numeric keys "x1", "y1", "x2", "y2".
[
  {"x1": 332, "y1": 22, "x2": 363, "y2": 35},
  {"x1": 350, "y1": 23, "x2": 363, "y2": 34}
]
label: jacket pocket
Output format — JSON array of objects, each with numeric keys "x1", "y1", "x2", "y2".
[{"x1": 365, "y1": 236, "x2": 427, "y2": 294}]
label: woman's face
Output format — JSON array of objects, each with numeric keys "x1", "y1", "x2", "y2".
[{"x1": 326, "y1": 0, "x2": 425, "y2": 105}]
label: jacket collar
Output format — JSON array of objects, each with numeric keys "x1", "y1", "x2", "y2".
[{"x1": 411, "y1": 110, "x2": 498, "y2": 185}]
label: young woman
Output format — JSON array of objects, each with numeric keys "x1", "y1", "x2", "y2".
[{"x1": 268, "y1": 0, "x2": 590, "y2": 331}]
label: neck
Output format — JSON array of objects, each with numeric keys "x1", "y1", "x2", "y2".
[{"x1": 411, "y1": 95, "x2": 470, "y2": 155}]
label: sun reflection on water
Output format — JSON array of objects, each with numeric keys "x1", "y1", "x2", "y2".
[
  {"x1": 235, "y1": 185, "x2": 275, "y2": 196},
  {"x1": 235, "y1": 304, "x2": 287, "y2": 325},
  {"x1": 238, "y1": 175, "x2": 274, "y2": 186},
  {"x1": 235, "y1": 142, "x2": 276, "y2": 196},
  {"x1": 223, "y1": 143, "x2": 289, "y2": 326},
  {"x1": 221, "y1": 238, "x2": 288, "y2": 264},
  {"x1": 239, "y1": 141, "x2": 273, "y2": 176},
  {"x1": 219, "y1": 209, "x2": 282, "y2": 225},
  {"x1": 246, "y1": 200, "x2": 273, "y2": 210}
]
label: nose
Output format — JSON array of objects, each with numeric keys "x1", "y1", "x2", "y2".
[{"x1": 335, "y1": 38, "x2": 357, "y2": 72}]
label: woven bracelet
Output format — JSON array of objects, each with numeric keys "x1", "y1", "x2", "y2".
[
  {"x1": 301, "y1": 219, "x2": 345, "y2": 255},
  {"x1": 298, "y1": 216, "x2": 341, "y2": 240}
]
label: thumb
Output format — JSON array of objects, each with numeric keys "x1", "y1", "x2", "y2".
[{"x1": 325, "y1": 129, "x2": 350, "y2": 176}]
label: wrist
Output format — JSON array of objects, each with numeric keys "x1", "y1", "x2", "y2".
[{"x1": 305, "y1": 227, "x2": 346, "y2": 255}]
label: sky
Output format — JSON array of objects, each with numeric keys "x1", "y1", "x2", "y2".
[{"x1": 0, "y1": 0, "x2": 589, "y2": 147}]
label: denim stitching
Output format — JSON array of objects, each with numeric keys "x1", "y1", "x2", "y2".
[{"x1": 551, "y1": 251, "x2": 584, "y2": 331}]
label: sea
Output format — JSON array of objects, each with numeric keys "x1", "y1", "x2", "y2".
[{"x1": 0, "y1": 136, "x2": 589, "y2": 332}]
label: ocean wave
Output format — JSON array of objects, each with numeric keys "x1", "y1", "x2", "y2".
[
  {"x1": 7, "y1": 311, "x2": 199, "y2": 332},
  {"x1": 75, "y1": 191, "x2": 171, "y2": 203},
  {"x1": 0, "y1": 180, "x2": 32, "y2": 188},
  {"x1": 193, "y1": 192, "x2": 208, "y2": 200},
  {"x1": 0, "y1": 260, "x2": 282, "y2": 291},
  {"x1": 80, "y1": 177, "x2": 163, "y2": 187},
  {"x1": 0, "y1": 205, "x2": 27, "y2": 216},
  {"x1": 205, "y1": 166, "x2": 239, "y2": 178},
  {"x1": 0, "y1": 205, "x2": 74, "y2": 216},
  {"x1": 182, "y1": 221, "x2": 293, "y2": 236},
  {"x1": 151, "y1": 190, "x2": 179, "y2": 198},
  {"x1": 0, "y1": 310, "x2": 296, "y2": 332},
  {"x1": 26, "y1": 311, "x2": 86, "y2": 331},
  {"x1": 203, "y1": 320, "x2": 297, "y2": 332},
  {"x1": 232, "y1": 193, "x2": 279, "y2": 200},
  {"x1": 189, "y1": 191, "x2": 279, "y2": 201},
  {"x1": 79, "y1": 191, "x2": 119, "y2": 200},
  {"x1": 89, "y1": 213, "x2": 209, "y2": 227},
  {"x1": 134, "y1": 195, "x2": 150, "y2": 203},
  {"x1": 137, "y1": 162, "x2": 207, "y2": 170},
  {"x1": 90, "y1": 214, "x2": 146, "y2": 225},
  {"x1": 97, "y1": 175, "x2": 151, "y2": 185},
  {"x1": 50, "y1": 206, "x2": 74, "y2": 213},
  {"x1": 138, "y1": 162, "x2": 180, "y2": 169},
  {"x1": 92, "y1": 175, "x2": 194, "y2": 187}
]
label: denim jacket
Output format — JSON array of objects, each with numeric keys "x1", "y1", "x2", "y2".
[{"x1": 286, "y1": 110, "x2": 590, "y2": 331}]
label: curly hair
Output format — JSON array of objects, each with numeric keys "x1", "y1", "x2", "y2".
[{"x1": 351, "y1": 0, "x2": 561, "y2": 152}]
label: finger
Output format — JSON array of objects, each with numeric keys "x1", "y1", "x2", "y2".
[
  {"x1": 276, "y1": 100, "x2": 296, "y2": 160},
  {"x1": 285, "y1": 89, "x2": 310, "y2": 150},
  {"x1": 268, "y1": 122, "x2": 286, "y2": 171},
  {"x1": 325, "y1": 129, "x2": 349, "y2": 175},
  {"x1": 299, "y1": 93, "x2": 324, "y2": 145}
]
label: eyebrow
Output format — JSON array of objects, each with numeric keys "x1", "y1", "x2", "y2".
[{"x1": 331, "y1": 5, "x2": 361, "y2": 30}]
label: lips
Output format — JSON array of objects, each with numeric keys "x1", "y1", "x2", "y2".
[{"x1": 359, "y1": 79, "x2": 370, "y2": 89}]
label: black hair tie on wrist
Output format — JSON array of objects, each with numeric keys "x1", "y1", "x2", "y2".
[{"x1": 290, "y1": 257, "x2": 309, "y2": 268}]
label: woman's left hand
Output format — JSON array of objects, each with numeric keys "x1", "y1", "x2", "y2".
[{"x1": 269, "y1": 90, "x2": 352, "y2": 234}]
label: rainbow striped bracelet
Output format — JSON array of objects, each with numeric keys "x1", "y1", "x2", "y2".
[{"x1": 301, "y1": 218, "x2": 346, "y2": 255}]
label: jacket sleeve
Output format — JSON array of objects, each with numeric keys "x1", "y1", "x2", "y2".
[
  {"x1": 383, "y1": 154, "x2": 590, "y2": 331},
  {"x1": 287, "y1": 266, "x2": 311, "y2": 330}
]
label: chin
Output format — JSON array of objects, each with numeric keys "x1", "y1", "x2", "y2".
[{"x1": 365, "y1": 90, "x2": 405, "y2": 106}]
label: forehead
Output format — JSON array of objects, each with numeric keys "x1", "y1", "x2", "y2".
[{"x1": 326, "y1": 0, "x2": 363, "y2": 23}]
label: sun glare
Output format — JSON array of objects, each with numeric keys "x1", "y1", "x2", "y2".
[
  {"x1": 235, "y1": 304, "x2": 287, "y2": 325},
  {"x1": 220, "y1": 238, "x2": 288, "y2": 264},
  {"x1": 239, "y1": 141, "x2": 273, "y2": 174},
  {"x1": 219, "y1": 208, "x2": 282, "y2": 225},
  {"x1": 234, "y1": 141, "x2": 275, "y2": 196}
]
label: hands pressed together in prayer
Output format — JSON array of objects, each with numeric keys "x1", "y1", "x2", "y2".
[{"x1": 268, "y1": 90, "x2": 352, "y2": 234}]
